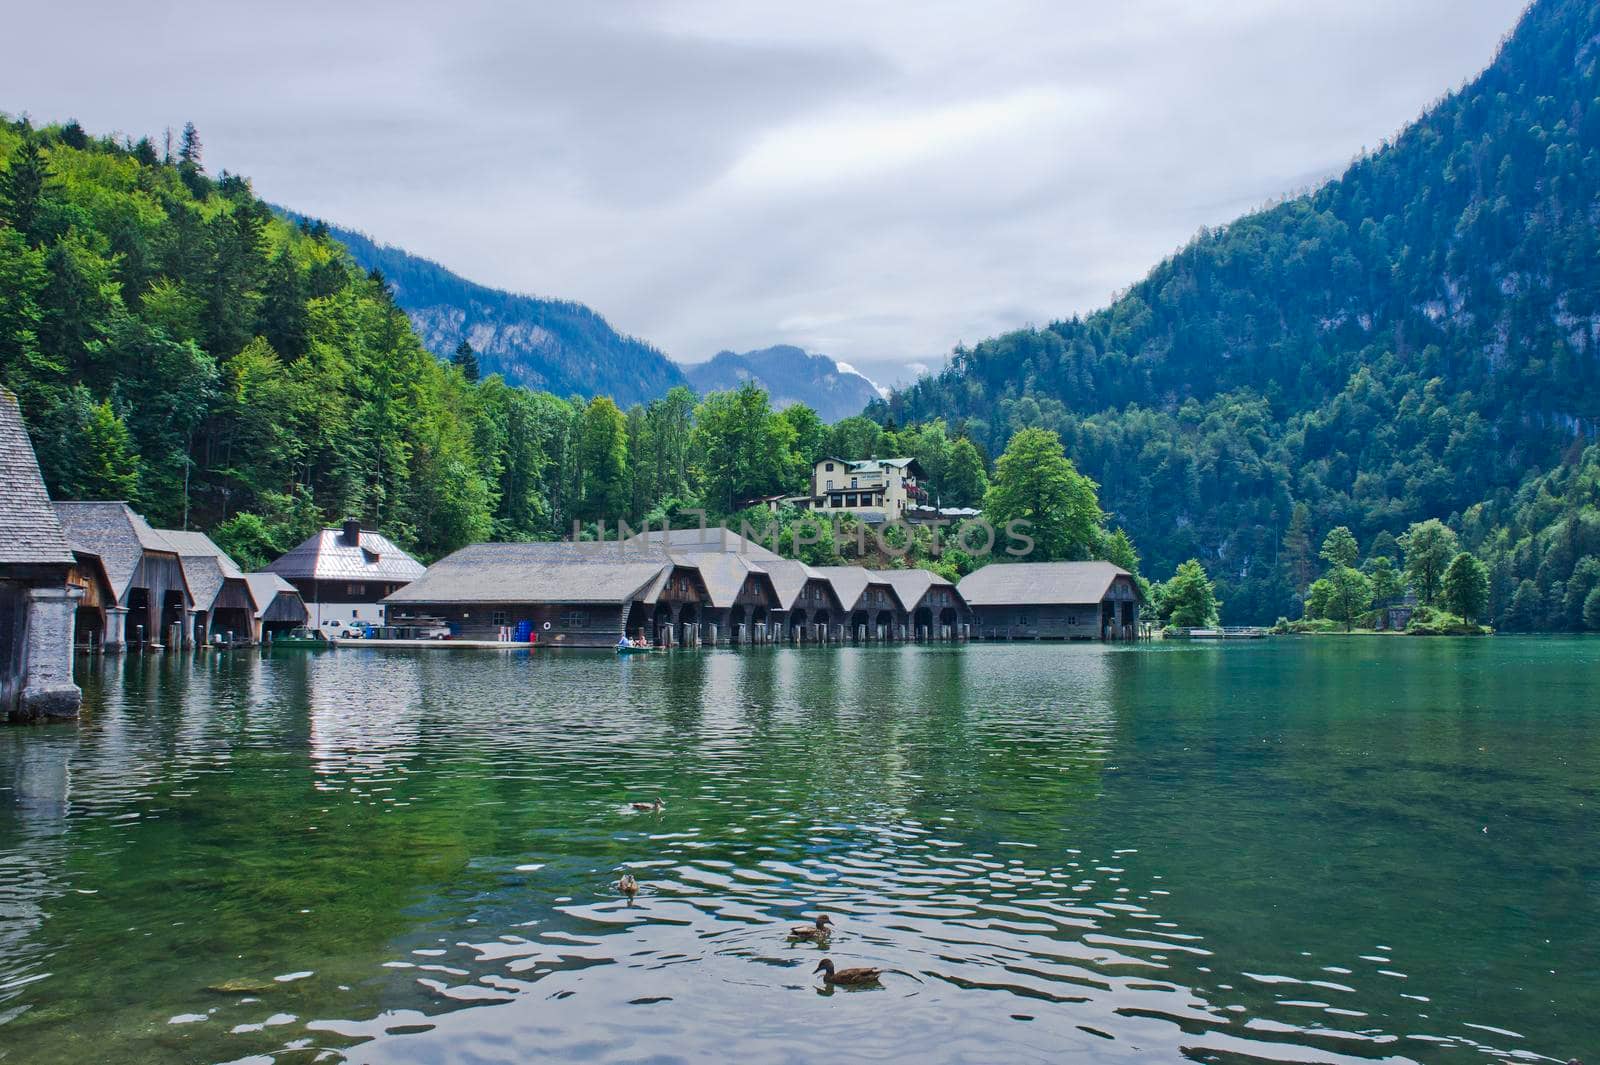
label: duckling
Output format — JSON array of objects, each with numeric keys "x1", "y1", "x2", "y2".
[
  {"x1": 788, "y1": 914, "x2": 834, "y2": 941},
  {"x1": 630, "y1": 797, "x2": 665, "y2": 812},
  {"x1": 813, "y1": 958, "x2": 881, "y2": 986},
  {"x1": 617, "y1": 873, "x2": 639, "y2": 897}
]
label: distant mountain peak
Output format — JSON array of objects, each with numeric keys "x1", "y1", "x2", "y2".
[
  {"x1": 684, "y1": 345, "x2": 882, "y2": 422},
  {"x1": 288, "y1": 214, "x2": 687, "y2": 406}
]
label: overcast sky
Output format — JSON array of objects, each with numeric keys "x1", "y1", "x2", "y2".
[{"x1": 5, "y1": 1, "x2": 1528, "y2": 386}]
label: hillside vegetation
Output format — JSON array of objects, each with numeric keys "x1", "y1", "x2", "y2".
[
  {"x1": 321, "y1": 221, "x2": 687, "y2": 407},
  {"x1": 875, "y1": 0, "x2": 1600, "y2": 627}
]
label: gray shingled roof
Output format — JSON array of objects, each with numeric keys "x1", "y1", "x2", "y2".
[
  {"x1": 810, "y1": 566, "x2": 903, "y2": 612},
  {"x1": 958, "y1": 562, "x2": 1137, "y2": 606},
  {"x1": 243, "y1": 572, "x2": 303, "y2": 620},
  {"x1": 0, "y1": 388, "x2": 75, "y2": 567},
  {"x1": 750, "y1": 558, "x2": 831, "y2": 610},
  {"x1": 53, "y1": 502, "x2": 181, "y2": 603},
  {"x1": 877, "y1": 569, "x2": 957, "y2": 611},
  {"x1": 265, "y1": 527, "x2": 426, "y2": 583},
  {"x1": 160, "y1": 529, "x2": 245, "y2": 612},
  {"x1": 679, "y1": 552, "x2": 776, "y2": 608},
  {"x1": 629, "y1": 526, "x2": 783, "y2": 561},
  {"x1": 385, "y1": 541, "x2": 671, "y2": 605}
]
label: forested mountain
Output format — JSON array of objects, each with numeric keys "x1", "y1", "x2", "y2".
[
  {"x1": 314, "y1": 221, "x2": 687, "y2": 407},
  {"x1": 684, "y1": 345, "x2": 881, "y2": 422},
  {"x1": 876, "y1": 0, "x2": 1600, "y2": 627},
  {"x1": 0, "y1": 114, "x2": 970, "y2": 570}
]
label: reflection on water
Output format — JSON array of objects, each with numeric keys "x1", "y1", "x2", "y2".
[{"x1": 0, "y1": 639, "x2": 1595, "y2": 1064}]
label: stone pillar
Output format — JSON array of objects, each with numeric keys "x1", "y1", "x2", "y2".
[
  {"x1": 17, "y1": 586, "x2": 83, "y2": 722},
  {"x1": 708, "y1": 623, "x2": 718, "y2": 646},
  {"x1": 104, "y1": 606, "x2": 128, "y2": 653},
  {"x1": 182, "y1": 610, "x2": 196, "y2": 649}
]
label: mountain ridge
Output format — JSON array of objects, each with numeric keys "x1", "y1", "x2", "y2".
[
  {"x1": 876, "y1": 0, "x2": 1600, "y2": 626},
  {"x1": 683, "y1": 345, "x2": 882, "y2": 422},
  {"x1": 307, "y1": 218, "x2": 690, "y2": 407}
]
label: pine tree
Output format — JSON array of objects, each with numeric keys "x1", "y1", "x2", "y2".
[
  {"x1": 76, "y1": 398, "x2": 141, "y2": 500},
  {"x1": 453, "y1": 339, "x2": 480, "y2": 383},
  {"x1": 178, "y1": 122, "x2": 202, "y2": 169},
  {"x1": 1282, "y1": 504, "x2": 1314, "y2": 596},
  {"x1": 0, "y1": 135, "x2": 51, "y2": 246}
]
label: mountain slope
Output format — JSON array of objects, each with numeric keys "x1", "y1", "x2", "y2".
[
  {"x1": 318, "y1": 222, "x2": 688, "y2": 406},
  {"x1": 877, "y1": 0, "x2": 1600, "y2": 625},
  {"x1": 684, "y1": 345, "x2": 881, "y2": 422}
]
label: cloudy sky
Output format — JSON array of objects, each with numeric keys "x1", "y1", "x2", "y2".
[{"x1": 5, "y1": 0, "x2": 1527, "y2": 386}]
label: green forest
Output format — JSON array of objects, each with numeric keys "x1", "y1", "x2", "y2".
[
  {"x1": 0, "y1": 115, "x2": 1003, "y2": 573},
  {"x1": 874, "y1": 0, "x2": 1600, "y2": 631}
]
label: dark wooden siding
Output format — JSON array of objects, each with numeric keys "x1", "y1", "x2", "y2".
[
  {"x1": 290, "y1": 578, "x2": 407, "y2": 604},
  {"x1": 390, "y1": 601, "x2": 629, "y2": 648}
]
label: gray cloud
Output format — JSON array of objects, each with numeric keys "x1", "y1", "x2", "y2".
[{"x1": 2, "y1": 0, "x2": 1529, "y2": 388}]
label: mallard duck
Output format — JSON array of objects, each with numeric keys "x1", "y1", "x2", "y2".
[
  {"x1": 617, "y1": 873, "x2": 639, "y2": 897},
  {"x1": 788, "y1": 914, "x2": 833, "y2": 940},
  {"x1": 630, "y1": 797, "x2": 665, "y2": 812},
  {"x1": 813, "y1": 958, "x2": 880, "y2": 986}
]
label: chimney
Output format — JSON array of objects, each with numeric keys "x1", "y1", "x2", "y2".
[{"x1": 342, "y1": 519, "x2": 362, "y2": 546}]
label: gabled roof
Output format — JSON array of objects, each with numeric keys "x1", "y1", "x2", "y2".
[
  {"x1": 878, "y1": 568, "x2": 958, "y2": 611},
  {"x1": 682, "y1": 552, "x2": 778, "y2": 609},
  {"x1": 160, "y1": 529, "x2": 246, "y2": 612},
  {"x1": 266, "y1": 528, "x2": 425, "y2": 583},
  {"x1": 749, "y1": 558, "x2": 832, "y2": 611},
  {"x1": 243, "y1": 572, "x2": 303, "y2": 620},
  {"x1": 627, "y1": 526, "x2": 783, "y2": 561},
  {"x1": 958, "y1": 562, "x2": 1140, "y2": 606},
  {"x1": 53, "y1": 502, "x2": 182, "y2": 603},
  {"x1": 0, "y1": 389, "x2": 77, "y2": 567},
  {"x1": 384, "y1": 541, "x2": 671, "y2": 606},
  {"x1": 810, "y1": 566, "x2": 906, "y2": 613}
]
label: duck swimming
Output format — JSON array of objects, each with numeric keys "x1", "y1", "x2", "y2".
[
  {"x1": 788, "y1": 914, "x2": 833, "y2": 941},
  {"x1": 813, "y1": 958, "x2": 880, "y2": 986},
  {"x1": 630, "y1": 798, "x2": 665, "y2": 812},
  {"x1": 617, "y1": 873, "x2": 639, "y2": 897}
]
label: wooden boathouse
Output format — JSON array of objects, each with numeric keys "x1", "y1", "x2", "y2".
[
  {"x1": 0, "y1": 387, "x2": 82, "y2": 721},
  {"x1": 53, "y1": 502, "x2": 192, "y2": 651},
  {"x1": 958, "y1": 561, "x2": 1143, "y2": 641},
  {"x1": 811, "y1": 566, "x2": 906, "y2": 641},
  {"x1": 162, "y1": 530, "x2": 255, "y2": 645},
  {"x1": 385, "y1": 541, "x2": 709, "y2": 648}
]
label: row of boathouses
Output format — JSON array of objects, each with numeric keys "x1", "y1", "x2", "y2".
[{"x1": 384, "y1": 530, "x2": 1143, "y2": 648}]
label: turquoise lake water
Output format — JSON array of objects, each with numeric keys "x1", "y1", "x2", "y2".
[{"x1": 0, "y1": 637, "x2": 1595, "y2": 1064}]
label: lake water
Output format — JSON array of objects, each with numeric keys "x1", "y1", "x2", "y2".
[{"x1": 0, "y1": 638, "x2": 1595, "y2": 1064}]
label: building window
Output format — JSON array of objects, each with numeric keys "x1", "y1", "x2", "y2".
[
  {"x1": 851, "y1": 477, "x2": 858, "y2": 488},
  {"x1": 826, "y1": 479, "x2": 834, "y2": 489},
  {"x1": 1067, "y1": 615, "x2": 1077, "y2": 626},
  {"x1": 825, "y1": 462, "x2": 835, "y2": 472},
  {"x1": 347, "y1": 583, "x2": 363, "y2": 595},
  {"x1": 1017, "y1": 611, "x2": 1034, "y2": 626},
  {"x1": 491, "y1": 610, "x2": 507, "y2": 626},
  {"x1": 560, "y1": 610, "x2": 588, "y2": 629}
]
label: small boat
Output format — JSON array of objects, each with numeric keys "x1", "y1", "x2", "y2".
[
  {"x1": 616, "y1": 643, "x2": 658, "y2": 655},
  {"x1": 269, "y1": 629, "x2": 331, "y2": 649}
]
